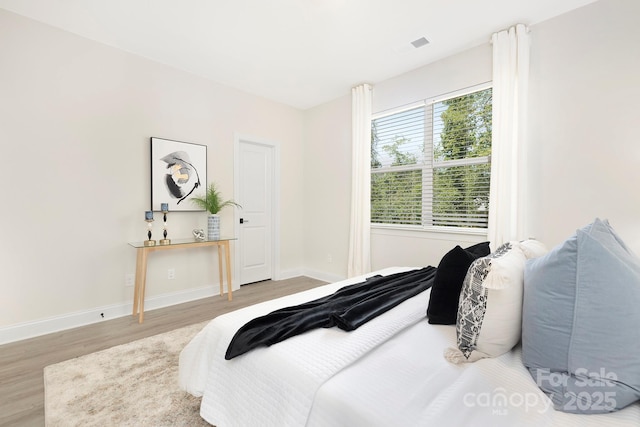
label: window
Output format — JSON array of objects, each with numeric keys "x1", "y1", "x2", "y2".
[{"x1": 371, "y1": 86, "x2": 492, "y2": 229}]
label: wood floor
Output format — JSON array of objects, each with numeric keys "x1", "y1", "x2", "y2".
[{"x1": 0, "y1": 276, "x2": 326, "y2": 427}]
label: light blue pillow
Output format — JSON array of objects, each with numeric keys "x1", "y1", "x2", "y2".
[{"x1": 522, "y1": 218, "x2": 640, "y2": 414}]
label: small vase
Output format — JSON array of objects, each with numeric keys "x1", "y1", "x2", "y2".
[{"x1": 207, "y1": 214, "x2": 221, "y2": 240}]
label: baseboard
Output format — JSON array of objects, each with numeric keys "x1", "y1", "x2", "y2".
[
  {"x1": 276, "y1": 268, "x2": 303, "y2": 281},
  {"x1": 0, "y1": 285, "x2": 218, "y2": 346},
  {"x1": 278, "y1": 267, "x2": 344, "y2": 284},
  {"x1": 1, "y1": 270, "x2": 346, "y2": 346},
  {"x1": 302, "y1": 268, "x2": 345, "y2": 284}
]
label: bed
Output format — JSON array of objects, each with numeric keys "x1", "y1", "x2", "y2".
[{"x1": 179, "y1": 265, "x2": 640, "y2": 426}]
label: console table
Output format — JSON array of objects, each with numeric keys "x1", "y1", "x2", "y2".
[{"x1": 128, "y1": 238, "x2": 236, "y2": 323}]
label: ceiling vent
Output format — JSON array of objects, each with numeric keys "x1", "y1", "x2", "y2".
[{"x1": 411, "y1": 37, "x2": 430, "y2": 48}]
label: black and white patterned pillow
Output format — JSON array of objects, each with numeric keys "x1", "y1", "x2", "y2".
[{"x1": 444, "y1": 242, "x2": 532, "y2": 364}]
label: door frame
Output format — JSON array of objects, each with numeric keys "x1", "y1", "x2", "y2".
[{"x1": 233, "y1": 133, "x2": 281, "y2": 286}]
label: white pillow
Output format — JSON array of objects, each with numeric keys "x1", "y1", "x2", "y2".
[
  {"x1": 444, "y1": 241, "x2": 542, "y2": 364},
  {"x1": 519, "y1": 238, "x2": 548, "y2": 259}
]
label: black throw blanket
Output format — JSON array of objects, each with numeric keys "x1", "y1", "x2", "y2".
[{"x1": 225, "y1": 266, "x2": 436, "y2": 360}]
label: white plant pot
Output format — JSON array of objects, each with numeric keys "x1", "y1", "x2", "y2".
[{"x1": 207, "y1": 214, "x2": 221, "y2": 240}]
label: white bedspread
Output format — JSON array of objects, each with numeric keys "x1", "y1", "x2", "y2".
[
  {"x1": 308, "y1": 321, "x2": 640, "y2": 427},
  {"x1": 179, "y1": 267, "x2": 420, "y2": 427},
  {"x1": 180, "y1": 267, "x2": 640, "y2": 426}
]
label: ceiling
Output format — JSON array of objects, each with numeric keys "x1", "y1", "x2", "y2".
[{"x1": 0, "y1": 0, "x2": 596, "y2": 109}]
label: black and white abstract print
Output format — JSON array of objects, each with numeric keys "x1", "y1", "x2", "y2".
[
  {"x1": 150, "y1": 137, "x2": 207, "y2": 212},
  {"x1": 456, "y1": 242, "x2": 513, "y2": 359}
]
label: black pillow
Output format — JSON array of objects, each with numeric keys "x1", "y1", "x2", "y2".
[{"x1": 426, "y1": 241, "x2": 491, "y2": 325}]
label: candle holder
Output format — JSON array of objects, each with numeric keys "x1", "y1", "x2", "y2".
[
  {"x1": 159, "y1": 206, "x2": 170, "y2": 245},
  {"x1": 144, "y1": 211, "x2": 156, "y2": 246}
]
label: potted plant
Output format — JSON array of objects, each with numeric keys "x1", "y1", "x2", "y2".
[{"x1": 191, "y1": 182, "x2": 241, "y2": 240}]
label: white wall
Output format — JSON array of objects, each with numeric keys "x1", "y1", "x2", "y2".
[
  {"x1": 526, "y1": 0, "x2": 640, "y2": 252},
  {"x1": 372, "y1": 43, "x2": 492, "y2": 113},
  {"x1": 0, "y1": 9, "x2": 305, "y2": 337},
  {"x1": 303, "y1": 94, "x2": 352, "y2": 281}
]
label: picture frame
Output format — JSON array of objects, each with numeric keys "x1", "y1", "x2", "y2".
[{"x1": 150, "y1": 137, "x2": 207, "y2": 212}]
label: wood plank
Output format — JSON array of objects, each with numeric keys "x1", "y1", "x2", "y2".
[{"x1": 0, "y1": 276, "x2": 326, "y2": 426}]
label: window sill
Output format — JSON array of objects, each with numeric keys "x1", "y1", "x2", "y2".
[{"x1": 371, "y1": 224, "x2": 488, "y2": 242}]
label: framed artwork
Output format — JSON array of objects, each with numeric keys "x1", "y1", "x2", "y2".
[{"x1": 150, "y1": 137, "x2": 207, "y2": 211}]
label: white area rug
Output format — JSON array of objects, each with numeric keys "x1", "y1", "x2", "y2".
[{"x1": 44, "y1": 322, "x2": 211, "y2": 426}]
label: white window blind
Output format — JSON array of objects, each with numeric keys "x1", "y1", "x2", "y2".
[{"x1": 371, "y1": 87, "x2": 492, "y2": 229}]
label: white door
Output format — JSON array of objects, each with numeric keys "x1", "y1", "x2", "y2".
[{"x1": 237, "y1": 140, "x2": 273, "y2": 284}]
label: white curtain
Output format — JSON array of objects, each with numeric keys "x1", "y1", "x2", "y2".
[
  {"x1": 488, "y1": 24, "x2": 530, "y2": 249},
  {"x1": 348, "y1": 83, "x2": 373, "y2": 277}
]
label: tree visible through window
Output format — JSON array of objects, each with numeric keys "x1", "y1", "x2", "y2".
[{"x1": 371, "y1": 87, "x2": 492, "y2": 229}]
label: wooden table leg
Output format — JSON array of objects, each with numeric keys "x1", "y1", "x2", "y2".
[
  {"x1": 224, "y1": 240, "x2": 233, "y2": 301},
  {"x1": 217, "y1": 243, "x2": 224, "y2": 297},
  {"x1": 133, "y1": 280, "x2": 139, "y2": 317},
  {"x1": 133, "y1": 248, "x2": 143, "y2": 316},
  {"x1": 134, "y1": 248, "x2": 149, "y2": 323}
]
